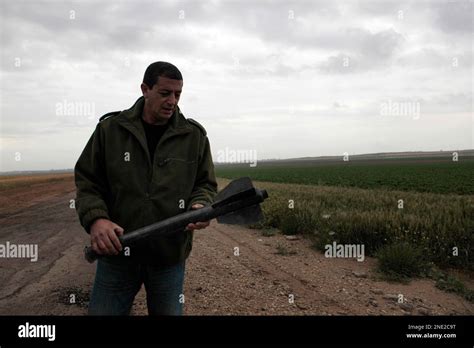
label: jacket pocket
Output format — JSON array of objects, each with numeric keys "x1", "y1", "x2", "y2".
[
  {"x1": 154, "y1": 156, "x2": 197, "y2": 189},
  {"x1": 150, "y1": 157, "x2": 197, "y2": 213}
]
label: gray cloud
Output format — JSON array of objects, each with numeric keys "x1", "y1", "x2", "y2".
[
  {"x1": 0, "y1": 0, "x2": 472, "y2": 171},
  {"x1": 318, "y1": 28, "x2": 405, "y2": 73},
  {"x1": 432, "y1": 1, "x2": 473, "y2": 34}
]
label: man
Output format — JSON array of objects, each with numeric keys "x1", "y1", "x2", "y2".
[{"x1": 74, "y1": 61, "x2": 217, "y2": 315}]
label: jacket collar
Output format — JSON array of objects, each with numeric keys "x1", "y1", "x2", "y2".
[
  {"x1": 119, "y1": 96, "x2": 192, "y2": 133},
  {"x1": 116, "y1": 96, "x2": 193, "y2": 165}
]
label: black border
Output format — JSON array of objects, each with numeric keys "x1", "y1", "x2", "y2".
[{"x1": 0, "y1": 315, "x2": 472, "y2": 346}]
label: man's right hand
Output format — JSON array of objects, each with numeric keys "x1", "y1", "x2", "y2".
[{"x1": 90, "y1": 218, "x2": 124, "y2": 255}]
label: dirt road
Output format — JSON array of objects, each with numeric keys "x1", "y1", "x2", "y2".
[{"x1": 0, "y1": 176, "x2": 472, "y2": 315}]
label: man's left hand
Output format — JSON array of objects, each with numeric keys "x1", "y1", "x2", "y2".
[{"x1": 185, "y1": 203, "x2": 210, "y2": 231}]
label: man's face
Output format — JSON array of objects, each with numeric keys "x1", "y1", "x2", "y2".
[{"x1": 141, "y1": 76, "x2": 183, "y2": 123}]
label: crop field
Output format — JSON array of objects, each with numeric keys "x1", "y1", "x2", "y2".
[
  {"x1": 216, "y1": 157, "x2": 474, "y2": 195},
  {"x1": 0, "y1": 173, "x2": 73, "y2": 191},
  {"x1": 216, "y1": 157, "x2": 474, "y2": 273}
]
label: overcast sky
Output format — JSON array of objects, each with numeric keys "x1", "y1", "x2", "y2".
[{"x1": 0, "y1": 0, "x2": 472, "y2": 171}]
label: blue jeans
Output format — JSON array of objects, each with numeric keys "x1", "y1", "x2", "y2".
[{"x1": 88, "y1": 258, "x2": 185, "y2": 316}]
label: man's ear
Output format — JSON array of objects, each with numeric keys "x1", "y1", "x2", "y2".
[{"x1": 140, "y1": 83, "x2": 150, "y2": 99}]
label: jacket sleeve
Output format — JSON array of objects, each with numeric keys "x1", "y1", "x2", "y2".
[
  {"x1": 188, "y1": 135, "x2": 218, "y2": 208},
  {"x1": 74, "y1": 124, "x2": 110, "y2": 233}
]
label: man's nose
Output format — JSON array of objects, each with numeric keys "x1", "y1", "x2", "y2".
[{"x1": 168, "y1": 94, "x2": 177, "y2": 105}]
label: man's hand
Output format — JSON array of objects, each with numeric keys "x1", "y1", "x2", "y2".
[
  {"x1": 185, "y1": 203, "x2": 210, "y2": 231},
  {"x1": 90, "y1": 218, "x2": 124, "y2": 255}
]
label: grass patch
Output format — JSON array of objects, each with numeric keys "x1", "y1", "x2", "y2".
[
  {"x1": 261, "y1": 228, "x2": 279, "y2": 237},
  {"x1": 279, "y1": 207, "x2": 315, "y2": 235},
  {"x1": 429, "y1": 268, "x2": 474, "y2": 303},
  {"x1": 376, "y1": 242, "x2": 430, "y2": 281}
]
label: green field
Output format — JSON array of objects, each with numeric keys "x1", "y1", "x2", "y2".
[
  {"x1": 215, "y1": 157, "x2": 474, "y2": 273},
  {"x1": 216, "y1": 158, "x2": 474, "y2": 195}
]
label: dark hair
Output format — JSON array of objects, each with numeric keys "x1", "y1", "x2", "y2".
[{"x1": 143, "y1": 61, "x2": 183, "y2": 88}]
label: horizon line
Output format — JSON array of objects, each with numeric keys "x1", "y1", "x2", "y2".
[{"x1": 1, "y1": 148, "x2": 473, "y2": 174}]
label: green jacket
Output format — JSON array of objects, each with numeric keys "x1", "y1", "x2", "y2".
[{"x1": 74, "y1": 97, "x2": 217, "y2": 266}]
